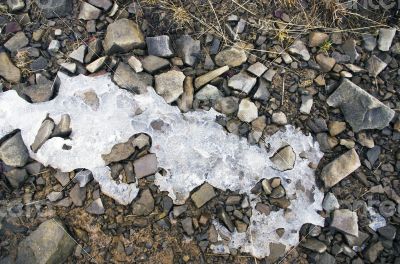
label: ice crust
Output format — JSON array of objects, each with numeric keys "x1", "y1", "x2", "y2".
[{"x1": 0, "y1": 73, "x2": 324, "y2": 258}]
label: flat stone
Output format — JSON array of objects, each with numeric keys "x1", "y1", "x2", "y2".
[
  {"x1": 88, "y1": 0, "x2": 112, "y2": 10},
  {"x1": 357, "y1": 131, "x2": 374, "y2": 148},
  {"x1": 175, "y1": 35, "x2": 201, "y2": 66},
  {"x1": 54, "y1": 171, "x2": 70, "y2": 186},
  {"x1": 195, "y1": 84, "x2": 222, "y2": 101},
  {"x1": 367, "y1": 146, "x2": 381, "y2": 166},
  {"x1": 247, "y1": 62, "x2": 267, "y2": 77},
  {"x1": 133, "y1": 154, "x2": 158, "y2": 179},
  {"x1": 78, "y1": 2, "x2": 101, "y2": 20},
  {"x1": 25, "y1": 162, "x2": 43, "y2": 175},
  {"x1": 16, "y1": 219, "x2": 75, "y2": 264},
  {"x1": 328, "y1": 121, "x2": 346, "y2": 136},
  {"x1": 74, "y1": 170, "x2": 93, "y2": 187},
  {"x1": 146, "y1": 35, "x2": 174, "y2": 57},
  {"x1": 0, "y1": 132, "x2": 29, "y2": 167},
  {"x1": 181, "y1": 217, "x2": 194, "y2": 235},
  {"x1": 13, "y1": 76, "x2": 54, "y2": 103},
  {"x1": 378, "y1": 28, "x2": 396, "y2": 51},
  {"x1": 102, "y1": 135, "x2": 136, "y2": 164},
  {"x1": 301, "y1": 238, "x2": 327, "y2": 253},
  {"x1": 309, "y1": 32, "x2": 329, "y2": 47},
  {"x1": 288, "y1": 40, "x2": 310, "y2": 61},
  {"x1": 300, "y1": 95, "x2": 313, "y2": 114},
  {"x1": 317, "y1": 133, "x2": 338, "y2": 152},
  {"x1": 69, "y1": 45, "x2": 86, "y2": 63},
  {"x1": 215, "y1": 47, "x2": 247, "y2": 67},
  {"x1": 155, "y1": 70, "x2": 185, "y2": 103},
  {"x1": 214, "y1": 96, "x2": 239, "y2": 115},
  {"x1": 132, "y1": 189, "x2": 154, "y2": 216},
  {"x1": 253, "y1": 78, "x2": 270, "y2": 101},
  {"x1": 31, "y1": 119, "x2": 55, "y2": 153},
  {"x1": 177, "y1": 76, "x2": 194, "y2": 113},
  {"x1": 228, "y1": 71, "x2": 257, "y2": 94},
  {"x1": 141, "y1": 55, "x2": 170, "y2": 74},
  {"x1": 263, "y1": 68, "x2": 276, "y2": 82},
  {"x1": 34, "y1": 0, "x2": 73, "y2": 18},
  {"x1": 30, "y1": 57, "x2": 48, "y2": 71},
  {"x1": 342, "y1": 39, "x2": 359, "y2": 63},
  {"x1": 69, "y1": 183, "x2": 86, "y2": 207},
  {"x1": 84, "y1": 39, "x2": 102, "y2": 63},
  {"x1": 0, "y1": 52, "x2": 21, "y2": 83},
  {"x1": 322, "y1": 192, "x2": 339, "y2": 213},
  {"x1": 173, "y1": 205, "x2": 188, "y2": 217},
  {"x1": 327, "y1": 79, "x2": 395, "y2": 132},
  {"x1": 331, "y1": 209, "x2": 358, "y2": 237},
  {"x1": 266, "y1": 243, "x2": 286, "y2": 263},
  {"x1": 191, "y1": 183, "x2": 216, "y2": 208},
  {"x1": 61, "y1": 62, "x2": 76, "y2": 73},
  {"x1": 320, "y1": 149, "x2": 361, "y2": 188},
  {"x1": 218, "y1": 207, "x2": 235, "y2": 232},
  {"x1": 86, "y1": 198, "x2": 105, "y2": 214},
  {"x1": 86, "y1": 56, "x2": 106, "y2": 73},
  {"x1": 316, "y1": 253, "x2": 336, "y2": 264},
  {"x1": 5, "y1": 168, "x2": 28, "y2": 188},
  {"x1": 48, "y1": 40, "x2": 60, "y2": 53},
  {"x1": 270, "y1": 145, "x2": 295, "y2": 171},
  {"x1": 104, "y1": 19, "x2": 145, "y2": 54},
  {"x1": 362, "y1": 34, "x2": 377, "y2": 51},
  {"x1": 272, "y1": 111, "x2": 287, "y2": 125},
  {"x1": 366, "y1": 55, "x2": 387, "y2": 77},
  {"x1": 127, "y1": 56, "x2": 143, "y2": 73},
  {"x1": 113, "y1": 62, "x2": 153, "y2": 93},
  {"x1": 47, "y1": 191, "x2": 63, "y2": 202},
  {"x1": 4, "y1": 31, "x2": 29, "y2": 53},
  {"x1": 194, "y1": 66, "x2": 229, "y2": 89},
  {"x1": 237, "y1": 98, "x2": 258, "y2": 123},
  {"x1": 315, "y1": 54, "x2": 336, "y2": 72}
]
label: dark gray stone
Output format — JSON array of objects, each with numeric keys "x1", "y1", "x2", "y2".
[
  {"x1": 146, "y1": 35, "x2": 174, "y2": 57},
  {"x1": 141, "y1": 55, "x2": 170, "y2": 74},
  {"x1": 131, "y1": 189, "x2": 154, "y2": 216},
  {"x1": 34, "y1": 0, "x2": 73, "y2": 18},
  {"x1": 0, "y1": 132, "x2": 29, "y2": 167},
  {"x1": 5, "y1": 168, "x2": 28, "y2": 188},
  {"x1": 113, "y1": 62, "x2": 153, "y2": 94},
  {"x1": 175, "y1": 35, "x2": 201, "y2": 66},
  {"x1": 86, "y1": 198, "x2": 105, "y2": 215}
]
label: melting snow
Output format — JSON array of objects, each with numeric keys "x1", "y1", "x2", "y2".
[{"x1": 0, "y1": 73, "x2": 324, "y2": 258}]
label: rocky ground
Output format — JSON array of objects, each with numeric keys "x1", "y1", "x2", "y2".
[{"x1": 0, "y1": 0, "x2": 400, "y2": 263}]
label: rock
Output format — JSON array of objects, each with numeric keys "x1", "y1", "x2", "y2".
[
  {"x1": 69, "y1": 45, "x2": 86, "y2": 63},
  {"x1": 31, "y1": 119, "x2": 55, "y2": 153},
  {"x1": 261, "y1": 179, "x2": 272, "y2": 195},
  {"x1": 214, "y1": 96, "x2": 239, "y2": 115},
  {"x1": 316, "y1": 253, "x2": 336, "y2": 264},
  {"x1": 266, "y1": 243, "x2": 286, "y2": 263},
  {"x1": 194, "y1": 66, "x2": 229, "y2": 89},
  {"x1": 5, "y1": 168, "x2": 28, "y2": 188},
  {"x1": 288, "y1": 40, "x2": 310, "y2": 61},
  {"x1": 25, "y1": 162, "x2": 43, "y2": 175},
  {"x1": 301, "y1": 238, "x2": 327, "y2": 253},
  {"x1": 315, "y1": 54, "x2": 336, "y2": 72},
  {"x1": 322, "y1": 192, "x2": 339, "y2": 213},
  {"x1": 218, "y1": 207, "x2": 235, "y2": 232},
  {"x1": 270, "y1": 145, "x2": 295, "y2": 171},
  {"x1": 104, "y1": 19, "x2": 145, "y2": 54},
  {"x1": 13, "y1": 76, "x2": 54, "y2": 103},
  {"x1": 146, "y1": 35, "x2": 174, "y2": 57},
  {"x1": 74, "y1": 170, "x2": 93, "y2": 187},
  {"x1": 191, "y1": 183, "x2": 216, "y2": 208},
  {"x1": 327, "y1": 79, "x2": 395, "y2": 132},
  {"x1": 61, "y1": 62, "x2": 76, "y2": 73},
  {"x1": 47, "y1": 191, "x2": 63, "y2": 202},
  {"x1": 237, "y1": 98, "x2": 258, "y2": 123},
  {"x1": 177, "y1": 77, "x2": 194, "y2": 113},
  {"x1": 320, "y1": 149, "x2": 361, "y2": 188},
  {"x1": 86, "y1": 198, "x2": 105, "y2": 214},
  {"x1": 365, "y1": 241, "x2": 384, "y2": 263},
  {"x1": 247, "y1": 62, "x2": 267, "y2": 77},
  {"x1": 328, "y1": 121, "x2": 346, "y2": 136},
  {"x1": 30, "y1": 57, "x2": 48, "y2": 72},
  {"x1": 69, "y1": 184, "x2": 86, "y2": 206},
  {"x1": 34, "y1": 0, "x2": 73, "y2": 18},
  {"x1": 88, "y1": 0, "x2": 112, "y2": 10},
  {"x1": 367, "y1": 146, "x2": 381, "y2": 166},
  {"x1": 300, "y1": 95, "x2": 313, "y2": 114},
  {"x1": 253, "y1": 78, "x2": 270, "y2": 101},
  {"x1": 52, "y1": 114, "x2": 71, "y2": 138},
  {"x1": 0, "y1": 52, "x2": 21, "y2": 83},
  {"x1": 195, "y1": 84, "x2": 222, "y2": 101},
  {"x1": 141, "y1": 55, "x2": 170, "y2": 74},
  {"x1": 263, "y1": 68, "x2": 276, "y2": 82},
  {"x1": 378, "y1": 28, "x2": 396, "y2": 51},
  {"x1": 362, "y1": 34, "x2": 377, "y2": 51},
  {"x1": 84, "y1": 39, "x2": 102, "y2": 63},
  {"x1": 7, "y1": 0, "x2": 25, "y2": 11},
  {"x1": 113, "y1": 62, "x2": 153, "y2": 93},
  {"x1": 215, "y1": 47, "x2": 247, "y2": 67},
  {"x1": 331, "y1": 209, "x2": 358, "y2": 236},
  {"x1": 155, "y1": 70, "x2": 185, "y2": 103},
  {"x1": 102, "y1": 135, "x2": 137, "y2": 163},
  {"x1": 317, "y1": 133, "x2": 338, "y2": 152},
  {"x1": 132, "y1": 189, "x2": 154, "y2": 216},
  {"x1": 54, "y1": 171, "x2": 70, "y2": 186},
  {"x1": 4, "y1": 31, "x2": 29, "y2": 53},
  {"x1": 86, "y1": 56, "x2": 106, "y2": 73},
  {"x1": 0, "y1": 132, "x2": 29, "y2": 167},
  {"x1": 357, "y1": 132, "x2": 374, "y2": 148},
  {"x1": 309, "y1": 32, "x2": 329, "y2": 47},
  {"x1": 181, "y1": 217, "x2": 194, "y2": 235},
  {"x1": 16, "y1": 219, "x2": 75, "y2": 264},
  {"x1": 366, "y1": 55, "x2": 387, "y2": 77},
  {"x1": 228, "y1": 71, "x2": 257, "y2": 94},
  {"x1": 204, "y1": 54, "x2": 215, "y2": 70},
  {"x1": 175, "y1": 35, "x2": 201, "y2": 66},
  {"x1": 342, "y1": 39, "x2": 359, "y2": 63},
  {"x1": 133, "y1": 154, "x2": 158, "y2": 179},
  {"x1": 339, "y1": 139, "x2": 355, "y2": 149},
  {"x1": 48, "y1": 40, "x2": 60, "y2": 53},
  {"x1": 272, "y1": 111, "x2": 287, "y2": 125},
  {"x1": 78, "y1": 2, "x2": 101, "y2": 20},
  {"x1": 127, "y1": 56, "x2": 143, "y2": 73}
]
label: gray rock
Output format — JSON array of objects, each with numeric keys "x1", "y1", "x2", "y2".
[
  {"x1": 316, "y1": 252, "x2": 336, "y2": 264},
  {"x1": 88, "y1": 0, "x2": 112, "y2": 10},
  {"x1": 177, "y1": 76, "x2": 193, "y2": 113},
  {"x1": 366, "y1": 55, "x2": 387, "y2": 77},
  {"x1": 301, "y1": 238, "x2": 327, "y2": 253},
  {"x1": 365, "y1": 241, "x2": 384, "y2": 263},
  {"x1": 300, "y1": 95, "x2": 313, "y2": 114},
  {"x1": 342, "y1": 39, "x2": 359, "y2": 63},
  {"x1": 181, "y1": 217, "x2": 194, "y2": 235},
  {"x1": 195, "y1": 84, "x2": 222, "y2": 101},
  {"x1": 69, "y1": 45, "x2": 86, "y2": 63},
  {"x1": 218, "y1": 207, "x2": 235, "y2": 232},
  {"x1": 52, "y1": 114, "x2": 71, "y2": 138},
  {"x1": 322, "y1": 192, "x2": 339, "y2": 213},
  {"x1": 5, "y1": 168, "x2": 28, "y2": 188},
  {"x1": 378, "y1": 28, "x2": 396, "y2": 51},
  {"x1": 367, "y1": 146, "x2": 381, "y2": 166},
  {"x1": 141, "y1": 55, "x2": 170, "y2": 74},
  {"x1": 102, "y1": 135, "x2": 136, "y2": 164},
  {"x1": 263, "y1": 68, "x2": 276, "y2": 82},
  {"x1": 175, "y1": 35, "x2": 201, "y2": 66},
  {"x1": 54, "y1": 171, "x2": 70, "y2": 186},
  {"x1": 377, "y1": 224, "x2": 396, "y2": 240},
  {"x1": 308, "y1": 32, "x2": 329, "y2": 47},
  {"x1": 288, "y1": 40, "x2": 310, "y2": 61},
  {"x1": 332, "y1": 51, "x2": 351, "y2": 63},
  {"x1": 47, "y1": 191, "x2": 63, "y2": 202},
  {"x1": 270, "y1": 145, "x2": 296, "y2": 171},
  {"x1": 215, "y1": 47, "x2": 247, "y2": 67},
  {"x1": 328, "y1": 121, "x2": 346, "y2": 136},
  {"x1": 104, "y1": 19, "x2": 145, "y2": 54},
  {"x1": 69, "y1": 183, "x2": 86, "y2": 206},
  {"x1": 247, "y1": 62, "x2": 267, "y2": 77},
  {"x1": 132, "y1": 189, "x2": 154, "y2": 216},
  {"x1": 133, "y1": 154, "x2": 158, "y2": 179},
  {"x1": 214, "y1": 96, "x2": 239, "y2": 115},
  {"x1": 30, "y1": 57, "x2": 48, "y2": 72},
  {"x1": 47, "y1": 40, "x2": 60, "y2": 53},
  {"x1": 16, "y1": 219, "x2": 75, "y2": 264},
  {"x1": 237, "y1": 98, "x2": 258, "y2": 123},
  {"x1": 266, "y1": 243, "x2": 286, "y2": 263},
  {"x1": 127, "y1": 56, "x2": 143, "y2": 73},
  {"x1": 25, "y1": 162, "x2": 43, "y2": 175},
  {"x1": 13, "y1": 76, "x2": 53, "y2": 103},
  {"x1": 0, "y1": 132, "x2": 29, "y2": 167},
  {"x1": 84, "y1": 39, "x2": 102, "y2": 63},
  {"x1": 317, "y1": 133, "x2": 338, "y2": 152},
  {"x1": 4, "y1": 32, "x2": 29, "y2": 53},
  {"x1": 0, "y1": 52, "x2": 21, "y2": 83},
  {"x1": 31, "y1": 119, "x2": 55, "y2": 153},
  {"x1": 362, "y1": 34, "x2": 377, "y2": 51},
  {"x1": 74, "y1": 170, "x2": 93, "y2": 187},
  {"x1": 173, "y1": 205, "x2": 188, "y2": 217},
  {"x1": 253, "y1": 78, "x2": 270, "y2": 101},
  {"x1": 7, "y1": 0, "x2": 25, "y2": 11},
  {"x1": 146, "y1": 35, "x2": 174, "y2": 57},
  {"x1": 228, "y1": 71, "x2": 257, "y2": 94},
  {"x1": 191, "y1": 183, "x2": 216, "y2": 208},
  {"x1": 272, "y1": 111, "x2": 287, "y2": 125},
  {"x1": 113, "y1": 62, "x2": 153, "y2": 93},
  {"x1": 86, "y1": 56, "x2": 106, "y2": 73},
  {"x1": 78, "y1": 2, "x2": 101, "y2": 20},
  {"x1": 320, "y1": 149, "x2": 360, "y2": 188},
  {"x1": 315, "y1": 54, "x2": 336, "y2": 72},
  {"x1": 331, "y1": 209, "x2": 358, "y2": 236},
  {"x1": 194, "y1": 66, "x2": 229, "y2": 89},
  {"x1": 327, "y1": 79, "x2": 395, "y2": 131},
  {"x1": 60, "y1": 62, "x2": 76, "y2": 73},
  {"x1": 154, "y1": 70, "x2": 185, "y2": 103},
  {"x1": 86, "y1": 198, "x2": 105, "y2": 215},
  {"x1": 34, "y1": 0, "x2": 73, "y2": 18}
]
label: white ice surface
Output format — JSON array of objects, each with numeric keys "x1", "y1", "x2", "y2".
[{"x1": 0, "y1": 73, "x2": 324, "y2": 258}]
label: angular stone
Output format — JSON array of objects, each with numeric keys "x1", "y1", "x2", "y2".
[
  {"x1": 5, "y1": 168, "x2": 28, "y2": 188},
  {"x1": 253, "y1": 78, "x2": 270, "y2": 101},
  {"x1": 113, "y1": 62, "x2": 153, "y2": 93},
  {"x1": 366, "y1": 55, "x2": 387, "y2": 77},
  {"x1": 16, "y1": 219, "x2": 75, "y2": 264},
  {"x1": 320, "y1": 149, "x2": 361, "y2": 188},
  {"x1": 7, "y1": 0, "x2": 25, "y2": 11},
  {"x1": 47, "y1": 191, "x2": 63, "y2": 202},
  {"x1": 88, "y1": 0, "x2": 112, "y2": 10},
  {"x1": 74, "y1": 170, "x2": 93, "y2": 187},
  {"x1": 0, "y1": 132, "x2": 29, "y2": 167},
  {"x1": 365, "y1": 241, "x2": 384, "y2": 263},
  {"x1": 331, "y1": 209, "x2": 358, "y2": 236},
  {"x1": 191, "y1": 183, "x2": 216, "y2": 208},
  {"x1": 195, "y1": 84, "x2": 222, "y2": 101},
  {"x1": 61, "y1": 62, "x2": 76, "y2": 73},
  {"x1": 4, "y1": 32, "x2": 29, "y2": 53},
  {"x1": 270, "y1": 145, "x2": 295, "y2": 171},
  {"x1": 48, "y1": 40, "x2": 60, "y2": 53},
  {"x1": 214, "y1": 96, "x2": 239, "y2": 115},
  {"x1": 102, "y1": 135, "x2": 136, "y2": 164},
  {"x1": 155, "y1": 70, "x2": 185, "y2": 103},
  {"x1": 309, "y1": 32, "x2": 329, "y2": 47},
  {"x1": 177, "y1": 77, "x2": 194, "y2": 113},
  {"x1": 263, "y1": 68, "x2": 276, "y2": 82},
  {"x1": 52, "y1": 114, "x2": 71, "y2": 138},
  {"x1": 78, "y1": 2, "x2": 101, "y2": 20},
  {"x1": 327, "y1": 79, "x2": 395, "y2": 132},
  {"x1": 54, "y1": 171, "x2": 70, "y2": 186},
  {"x1": 317, "y1": 133, "x2": 338, "y2": 152},
  {"x1": 132, "y1": 189, "x2": 154, "y2": 216},
  {"x1": 127, "y1": 56, "x2": 143, "y2": 73},
  {"x1": 247, "y1": 62, "x2": 267, "y2": 77},
  {"x1": 300, "y1": 95, "x2": 313, "y2": 114},
  {"x1": 104, "y1": 19, "x2": 145, "y2": 54},
  {"x1": 328, "y1": 121, "x2": 346, "y2": 136},
  {"x1": 0, "y1": 52, "x2": 21, "y2": 83},
  {"x1": 31, "y1": 119, "x2": 55, "y2": 153},
  {"x1": 288, "y1": 40, "x2": 310, "y2": 61},
  {"x1": 378, "y1": 28, "x2": 396, "y2": 51},
  {"x1": 322, "y1": 192, "x2": 339, "y2": 213},
  {"x1": 362, "y1": 34, "x2": 377, "y2": 51},
  {"x1": 86, "y1": 56, "x2": 106, "y2": 73},
  {"x1": 175, "y1": 35, "x2": 201, "y2": 66},
  {"x1": 194, "y1": 66, "x2": 229, "y2": 89},
  {"x1": 181, "y1": 217, "x2": 194, "y2": 235},
  {"x1": 272, "y1": 111, "x2": 287, "y2": 125},
  {"x1": 69, "y1": 45, "x2": 86, "y2": 63},
  {"x1": 218, "y1": 207, "x2": 235, "y2": 232},
  {"x1": 86, "y1": 198, "x2": 105, "y2": 215},
  {"x1": 34, "y1": 0, "x2": 73, "y2": 18},
  {"x1": 215, "y1": 47, "x2": 247, "y2": 67},
  {"x1": 301, "y1": 238, "x2": 327, "y2": 253},
  {"x1": 237, "y1": 98, "x2": 258, "y2": 123},
  {"x1": 69, "y1": 184, "x2": 86, "y2": 206},
  {"x1": 315, "y1": 54, "x2": 336, "y2": 72},
  {"x1": 141, "y1": 55, "x2": 170, "y2": 74},
  {"x1": 342, "y1": 39, "x2": 359, "y2": 63},
  {"x1": 133, "y1": 154, "x2": 158, "y2": 179},
  {"x1": 146, "y1": 35, "x2": 174, "y2": 57},
  {"x1": 13, "y1": 76, "x2": 54, "y2": 103},
  {"x1": 30, "y1": 57, "x2": 48, "y2": 72},
  {"x1": 228, "y1": 71, "x2": 257, "y2": 94}
]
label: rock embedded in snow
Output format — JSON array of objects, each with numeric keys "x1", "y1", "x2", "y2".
[
  {"x1": 215, "y1": 47, "x2": 247, "y2": 67},
  {"x1": 102, "y1": 135, "x2": 136, "y2": 164},
  {"x1": 322, "y1": 192, "x2": 340, "y2": 213},
  {"x1": 133, "y1": 154, "x2": 158, "y2": 179},
  {"x1": 330, "y1": 209, "x2": 358, "y2": 237},
  {"x1": 270, "y1": 145, "x2": 296, "y2": 171},
  {"x1": 0, "y1": 131, "x2": 29, "y2": 167},
  {"x1": 52, "y1": 114, "x2": 72, "y2": 138},
  {"x1": 0, "y1": 52, "x2": 21, "y2": 83},
  {"x1": 320, "y1": 149, "x2": 361, "y2": 188},
  {"x1": 228, "y1": 71, "x2": 257, "y2": 94},
  {"x1": 366, "y1": 55, "x2": 387, "y2": 77},
  {"x1": 175, "y1": 35, "x2": 201, "y2": 66},
  {"x1": 237, "y1": 98, "x2": 258, "y2": 123},
  {"x1": 74, "y1": 170, "x2": 93, "y2": 187},
  {"x1": 155, "y1": 70, "x2": 185, "y2": 103},
  {"x1": 104, "y1": 19, "x2": 145, "y2": 54},
  {"x1": 31, "y1": 119, "x2": 55, "y2": 153},
  {"x1": 146, "y1": 35, "x2": 174, "y2": 57},
  {"x1": 113, "y1": 62, "x2": 153, "y2": 93},
  {"x1": 327, "y1": 79, "x2": 395, "y2": 132},
  {"x1": 195, "y1": 66, "x2": 229, "y2": 89},
  {"x1": 378, "y1": 28, "x2": 396, "y2": 51},
  {"x1": 191, "y1": 183, "x2": 216, "y2": 208}
]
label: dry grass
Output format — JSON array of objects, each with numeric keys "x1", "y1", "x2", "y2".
[{"x1": 14, "y1": 50, "x2": 32, "y2": 77}]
